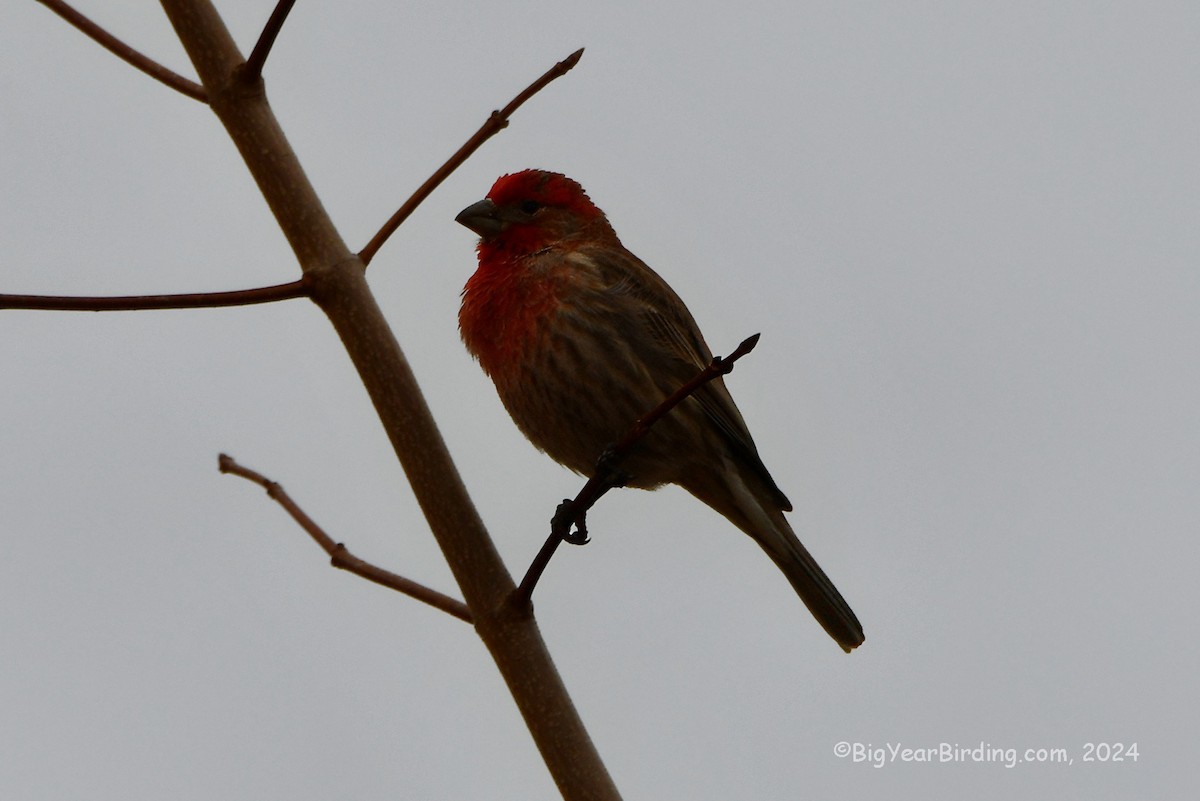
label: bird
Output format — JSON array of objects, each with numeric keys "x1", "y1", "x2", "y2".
[{"x1": 455, "y1": 169, "x2": 863, "y2": 651}]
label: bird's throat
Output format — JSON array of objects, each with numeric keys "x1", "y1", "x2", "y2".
[{"x1": 460, "y1": 263, "x2": 563, "y2": 381}]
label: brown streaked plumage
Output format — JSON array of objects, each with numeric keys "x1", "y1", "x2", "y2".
[{"x1": 457, "y1": 169, "x2": 864, "y2": 652}]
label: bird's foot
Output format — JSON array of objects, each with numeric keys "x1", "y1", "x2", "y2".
[{"x1": 553, "y1": 498, "x2": 590, "y2": 545}]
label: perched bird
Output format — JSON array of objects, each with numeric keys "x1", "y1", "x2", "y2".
[{"x1": 456, "y1": 169, "x2": 863, "y2": 651}]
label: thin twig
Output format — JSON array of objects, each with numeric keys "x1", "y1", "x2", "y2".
[
  {"x1": 242, "y1": 0, "x2": 297, "y2": 81},
  {"x1": 219, "y1": 454, "x2": 473, "y2": 623},
  {"x1": 616, "y1": 333, "x2": 761, "y2": 451},
  {"x1": 0, "y1": 280, "x2": 309, "y2": 312},
  {"x1": 37, "y1": 0, "x2": 207, "y2": 102},
  {"x1": 514, "y1": 334, "x2": 762, "y2": 603},
  {"x1": 357, "y1": 47, "x2": 585, "y2": 267}
]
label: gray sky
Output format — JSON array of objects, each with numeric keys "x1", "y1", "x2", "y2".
[{"x1": 2, "y1": 1, "x2": 1195, "y2": 798}]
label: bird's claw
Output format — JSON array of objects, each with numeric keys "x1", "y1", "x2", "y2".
[
  {"x1": 552, "y1": 498, "x2": 590, "y2": 545},
  {"x1": 562, "y1": 525, "x2": 590, "y2": 546}
]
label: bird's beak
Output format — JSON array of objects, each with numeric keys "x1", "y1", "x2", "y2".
[{"x1": 455, "y1": 198, "x2": 505, "y2": 238}]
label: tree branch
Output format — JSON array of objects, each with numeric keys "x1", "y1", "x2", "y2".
[
  {"x1": 242, "y1": 0, "x2": 297, "y2": 81},
  {"x1": 516, "y1": 334, "x2": 762, "y2": 603},
  {"x1": 219, "y1": 454, "x2": 473, "y2": 623},
  {"x1": 0, "y1": 280, "x2": 309, "y2": 311},
  {"x1": 37, "y1": 0, "x2": 207, "y2": 102},
  {"x1": 158, "y1": 2, "x2": 618, "y2": 796},
  {"x1": 357, "y1": 47, "x2": 585, "y2": 267}
]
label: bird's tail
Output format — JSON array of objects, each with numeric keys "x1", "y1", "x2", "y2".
[
  {"x1": 683, "y1": 465, "x2": 865, "y2": 652},
  {"x1": 753, "y1": 512, "x2": 865, "y2": 652}
]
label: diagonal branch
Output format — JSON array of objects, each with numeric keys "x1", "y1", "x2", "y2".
[
  {"x1": 357, "y1": 47, "x2": 585, "y2": 267},
  {"x1": 0, "y1": 280, "x2": 308, "y2": 312},
  {"x1": 37, "y1": 0, "x2": 207, "y2": 102},
  {"x1": 242, "y1": 0, "x2": 297, "y2": 81},
  {"x1": 219, "y1": 454, "x2": 473, "y2": 623},
  {"x1": 160, "y1": 2, "x2": 617, "y2": 794},
  {"x1": 515, "y1": 334, "x2": 762, "y2": 603}
]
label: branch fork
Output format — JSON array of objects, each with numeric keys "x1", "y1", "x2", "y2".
[{"x1": 34, "y1": 4, "x2": 615, "y2": 795}]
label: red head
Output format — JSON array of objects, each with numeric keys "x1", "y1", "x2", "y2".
[{"x1": 455, "y1": 169, "x2": 616, "y2": 259}]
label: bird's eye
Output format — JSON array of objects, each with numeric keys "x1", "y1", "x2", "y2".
[{"x1": 519, "y1": 200, "x2": 541, "y2": 215}]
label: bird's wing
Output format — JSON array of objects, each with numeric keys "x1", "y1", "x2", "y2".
[{"x1": 587, "y1": 244, "x2": 793, "y2": 511}]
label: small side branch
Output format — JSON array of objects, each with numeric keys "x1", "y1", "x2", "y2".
[
  {"x1": 358, "y1": 47, "x2": 585, "y2": 266},
  {"x1": 218, "y1": 454, "x2": 473, "y2": 623},
  {"x1": 37, "y1": 0, "x2": 207, "y2": 102},
  {"x1": 515, "y1": 334, "x2": 762, "y2": 603},
  {"x1": 0, "y1": 280, "x2": 309, "y2": 312},
  {"x1": 242, "y1": 0, "x2": 298, "y2": 81}
]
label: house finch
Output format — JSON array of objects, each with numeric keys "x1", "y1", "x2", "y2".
[{"x1": 456, "y1": 169, "x2": 864, "y2": 652}]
